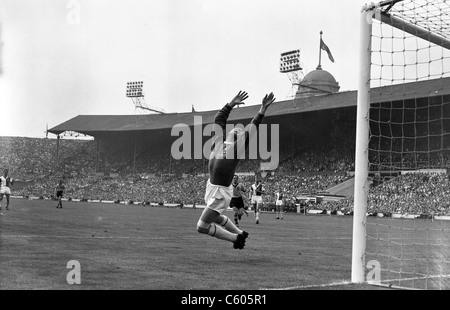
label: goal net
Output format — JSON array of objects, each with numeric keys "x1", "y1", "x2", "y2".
[{"x1": 352, "y1": 0, "x2": 450, "y2": 289}]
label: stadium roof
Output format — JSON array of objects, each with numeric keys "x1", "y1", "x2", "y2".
[{"x1": 48, "y1": 77, "x2": 450, "y2": 136}]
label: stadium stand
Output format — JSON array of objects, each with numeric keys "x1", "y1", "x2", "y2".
[
  {"x1": 1, "y1": 77, "x2": 449, "y2": 216},
  {"x1": 2, "y1": 134, "x2": 449, "y2": 216}
]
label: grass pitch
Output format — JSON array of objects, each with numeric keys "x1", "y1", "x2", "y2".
[{"x1": 0, "y1": 198, "x2": 422, "y2": 290}]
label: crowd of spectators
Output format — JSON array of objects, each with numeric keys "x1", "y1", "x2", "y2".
[
  {"x1": 277, "y1": 148, "x2": 355, "y2": 174},
  {"x1": 367, "y1": 172, "x2": 450, "y2": 216},
  {"x1": 2, "y1": 136, "x2": 450, "y2": 216},
  {"x1": 0, "y1": 136, "x2": 97, "y2": 181},
  {"x1": 310, "y1": 173, "x2": 450, "y2": 216}
]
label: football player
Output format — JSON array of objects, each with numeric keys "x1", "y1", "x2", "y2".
[
  {"x1": 196, "y1": 90, "x2": 275, "y2": 250},
  {"x1": 0, "y1": 168, "x2": 13, "y2": 211}
]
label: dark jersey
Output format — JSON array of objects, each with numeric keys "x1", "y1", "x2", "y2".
[
  {"x1": 56, "y1": 184, "x2": 65, "y2": 192},
  {"x1": 208, "y1": 104, "x2": 265, "y2": 186}
]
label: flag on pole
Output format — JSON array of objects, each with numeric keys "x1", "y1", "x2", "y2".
[{"x1": 320, "y1": 38, "x2": 335, "y2": 63}]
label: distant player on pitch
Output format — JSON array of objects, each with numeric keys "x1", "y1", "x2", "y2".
[
  {"x1": 196, "y1": 90, "x2": 275, "y2": 250},
  {"x1": 230, "y1": 175, "x2": 248, "y2": 227},
  {"x1": 250, "y1": 179, "x2": 265, "y2": 224},
  {"x1": 275, "y1": 188, "x2": 285, "y2": 220},
  {"x1": 0, "y1": 168, "x2": 13, "y2": 211},
  {"x1": 55, "y1": 179, "x2": 66, "y2": 209}
]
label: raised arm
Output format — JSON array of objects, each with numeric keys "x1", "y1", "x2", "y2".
[
  {"x1": 241, "y1": 92, "x2": 276, "y2": 150},
  {"x1": 211, "y1": 91, "x2": 249, "y2": 150},
  {"x1": 214, "y1": 91, "x2": 249, "y2": 129},
  {"x1": 259, "y1": 92, "x2": 276, "y2": 116}
]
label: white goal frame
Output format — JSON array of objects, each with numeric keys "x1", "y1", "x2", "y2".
[{"x1": 351, "y1": 0, "x2": 450, "y2": 283}]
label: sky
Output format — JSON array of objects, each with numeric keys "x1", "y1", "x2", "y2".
[{"x1": 0, "y1": 0, "x2": 370, "y2": 138}]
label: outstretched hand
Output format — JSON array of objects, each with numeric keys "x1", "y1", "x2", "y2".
[
  {"x1": 260, "y1": 92, "x2": 276, "y2": 114},
  {"x1": 228, "y1": 90, "x2": 249, "y2": 108}
]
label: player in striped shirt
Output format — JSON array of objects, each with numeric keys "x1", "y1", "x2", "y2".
[
  {"x1": 0, "y1": 168, "x2": 13, "y2": 211},
  {"x1": 250, "y1": 180, "x2": 265, "y2": 224},
  {"x1": 275, "y1": 188, "x2": 285, "y2": 220}
]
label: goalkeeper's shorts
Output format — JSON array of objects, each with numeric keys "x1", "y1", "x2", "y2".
[{"x1": 204, "y1": 179, "x2": 233, "y2": 214}]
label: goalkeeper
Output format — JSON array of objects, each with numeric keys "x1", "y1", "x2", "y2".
[{"x1": 196, "y1": 90, "x2": 275, "y2": 250}]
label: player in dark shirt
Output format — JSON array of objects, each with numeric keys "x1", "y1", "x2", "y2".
[
  {"x1": 55, "y1": 179, "x2": 66, "y2": 209},
  {"x1": 230, "y1": 175, "x2": 248, "y2": 227},
  {"x1": 196, "y1": 90, "x2": 275, "y2": 249}
]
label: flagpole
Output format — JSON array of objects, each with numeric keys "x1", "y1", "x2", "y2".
[{"x1": 318, "y1": 31, "x2": 323, "y2": 70}]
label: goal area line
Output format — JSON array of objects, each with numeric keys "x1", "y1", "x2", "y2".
[
  {"x1": 368, "y1": 273, "x2": 450, "y2": 290},
  {"x1": 260, "y1": 280, "x2": 354, "y2": 290},
  {"x1": 265, "y1": 274, "x2": 450, "y2": 290}
]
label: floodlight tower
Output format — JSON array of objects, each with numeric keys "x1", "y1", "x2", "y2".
[
  {"x1": 126, "y1": 81, "x2": 165, "y2": 114},
  {"x1": 279, "y1": 49, "x2": 303, "y2": 98}
]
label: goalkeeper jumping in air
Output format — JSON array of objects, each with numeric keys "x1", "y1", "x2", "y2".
[{"x1": 196, "y1": 90, "x2": 275, "y2": 249}]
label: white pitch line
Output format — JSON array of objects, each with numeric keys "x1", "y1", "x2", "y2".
[
  {"x1": 0, "y1": 234, "x2": 195, "y2": 240},
  {"x1": 367, "y1": 275, "x2": 450, "y2": 290},
  {"x1": 377, "y1": 274, "x2": 450, "y2": 283},
  {"x1": 264, "y1": 275, "x2": 450, "y2": 290},
  {"x1": 261, "y1": 280, "x2": 353, "y2": 290},
  {"x1": 1, "y1": 234, "x2": 352, "y2": 241}
]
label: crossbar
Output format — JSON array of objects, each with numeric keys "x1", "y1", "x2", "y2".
[{"x1": 377, "y1": 11, "x2": 450, "y2": 50}]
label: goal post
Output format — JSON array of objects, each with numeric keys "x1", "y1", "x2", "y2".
[
  {"x1": 352, "y1": 0, "x2": 450, "y2": 288},
  {"x1": 351, "y1": 3, "x2": 373, "y2": 284}
]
